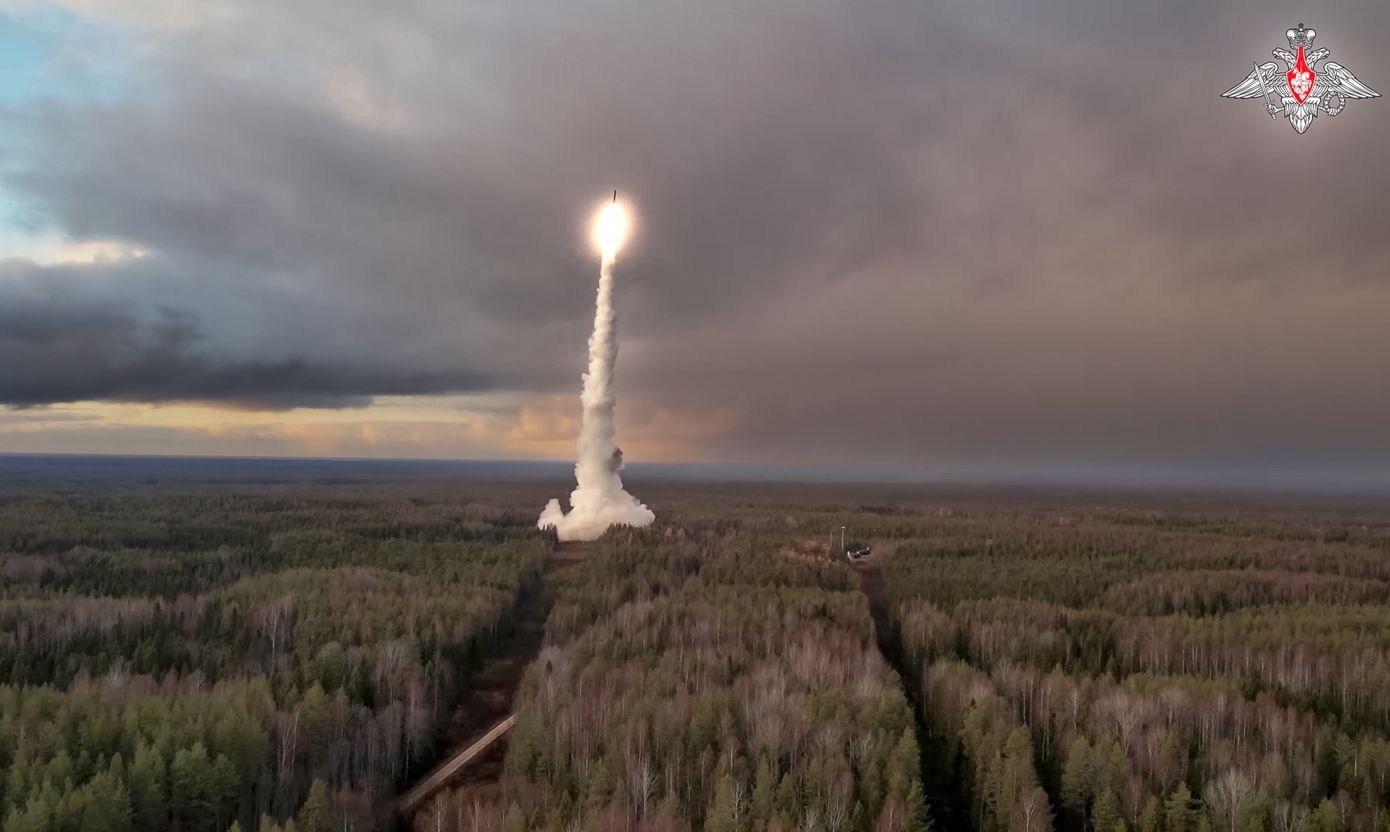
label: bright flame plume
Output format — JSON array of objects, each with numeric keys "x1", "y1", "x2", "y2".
[
  {"x1": 538, "y1": 196, "x2": 654, "y2": 541},
  {"x1": 594, "y1": 202, "x2": 628, "y2": 259}
]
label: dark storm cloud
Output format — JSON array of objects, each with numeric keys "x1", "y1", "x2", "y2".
[
  {"x1": 0, "y1": 257, "x2": 491, "y2": 407},
  {"x1": 1, "y1": 0, "x2": 964, "y2": 403},
  {"x1": 2, "y1": 0, "x2": 1390, "y2": 475}
]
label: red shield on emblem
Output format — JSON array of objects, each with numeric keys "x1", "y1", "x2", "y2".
[{"x1": 1287, "y1": 45, "x2": 1316, "y2": 103}]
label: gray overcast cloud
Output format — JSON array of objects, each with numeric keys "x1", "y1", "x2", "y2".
[{"x1": 1, "y1": 0, "x2": 1389, "y2": 478}]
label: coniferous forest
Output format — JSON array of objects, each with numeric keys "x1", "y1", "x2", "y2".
[{"x1": 3, "y1": 458, "x2": 1390, "y2": 832}]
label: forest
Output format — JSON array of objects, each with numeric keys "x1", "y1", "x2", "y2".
[
  {"x1": 876, "y1": 498, "x2": 1390, "y2": 832},
  {"x1": 3, "y1": 457, "x2": 1390, "y2": 832},
  {"x1": 0, "y1": 462, "x2": 547, "y2": 831}
]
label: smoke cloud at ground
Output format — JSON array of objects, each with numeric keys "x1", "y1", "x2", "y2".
[{"x1": 538, "y1": 246, "x2": 655, "y2": 541}]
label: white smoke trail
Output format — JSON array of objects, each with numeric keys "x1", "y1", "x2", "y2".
[{"x1": 538, "y1": 226, "x2": 655, "y2": 541}]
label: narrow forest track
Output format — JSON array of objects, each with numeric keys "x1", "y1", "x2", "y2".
[
  {"x1": 398, "y1": 715, "x2": 516, "y2": 813},
  {"x1": 398, "y1": 542, "x2": 587, "y2": 822},
  {"x1": 444, "y1": 584, "x2": 548, "y2": 747},
  {"x1": 552, "y1": 540, "x2": 589, "y2": 569},
  {"x1": 854, "y1": 555, "x2": 971, "y2": 831}
]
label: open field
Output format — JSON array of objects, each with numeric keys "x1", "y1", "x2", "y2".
[{"x1": 2, "y1": 456, "x2": 1390, "y2": 831}]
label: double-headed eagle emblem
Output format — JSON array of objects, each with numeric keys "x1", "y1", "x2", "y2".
[{"x1": 1222, "y1": 23, "x2": 1379, "y2": 134}]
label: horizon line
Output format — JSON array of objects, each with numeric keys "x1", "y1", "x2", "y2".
[{"x1": 2, "y1": 451, "x2": 1389, "y2": 495}]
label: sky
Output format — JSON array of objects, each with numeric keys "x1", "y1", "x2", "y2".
[{"x1": 1, "y1": 0, "x2": 1389, "y2": 485}]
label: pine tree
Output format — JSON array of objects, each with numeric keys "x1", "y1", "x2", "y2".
[
  {"x1": 295, "y1": 779, "x2": 331, "y2": 832},
  {"x1": 888, "y1": 727, "x2": 920, "y2": 799},
  {"x1": 210, "y1": 754, "x2": 240, "y2": 829},
  {"x1": 78, "y1": 770, "x2": 132, "y2": 832},
  {"x1": 585, "y1": 756, "x2": 614, "y2": 811},
  {"x1": 1105, "y1": 742, "x2": 1129, "y2": 797},
  {"x1": 751, "y1": 757, "x2": 776, "y2": 824},
  {"x1": 300, "y1": 685, "x2": 332, "y2": 752},
  {"x1": 1093, "y1": 789, "x2": 1123, "y2": 832},
  {"x1": 129, "y1": 741, "x2": 167, "y2": 830},
  {"x1": 108, "y1": 753, "x2": 127, "y2": 784},
  {"x1": 776, "y1": 772, "x2": 800, "y2": 824},
  {"x1": 1138, "y1": 795, "x2": 1161, "y2": 832},
  {"x1": 6, "y1": 748, "x2": 31, "y2": 808},
  {"x1": 1062, "y1": 737, "x2": 1094, "y2": 816},
  {"x1": 1312, "y1": 798, "x2": 1342, "y2": 832},
  {"x1": 902, "y1": 781, "x2": 931, "y2": 832},
  {"x1": 3, "y1": 795, "x2": 51, "y2": 832},
  {"x1": 170, "y1": 742, "x2": 214, "y2": 831},
  {"x1": 995, "y1": 727, "x2": 1033, "y2": 825},
  {"x1": 110, "y1": 781, "x2": 135, "y2": 832},
  {"x1": 706, "y1": 773, "x2": 740, "y2": 832},
  {"x1": 1166, "y1": 783, "x2": 1195, "y2": 832}
]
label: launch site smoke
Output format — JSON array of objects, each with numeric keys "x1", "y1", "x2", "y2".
[{"x1": 537, "y1": 195, "x2": 655, "y2": 541}]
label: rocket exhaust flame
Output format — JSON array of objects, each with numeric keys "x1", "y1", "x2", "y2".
[
  {"x1": 594, "y1": 201, "x2": 628, "y2": 259},
  {"x1": 537, "y1": 196, "x2": 654, "y2": 542}
]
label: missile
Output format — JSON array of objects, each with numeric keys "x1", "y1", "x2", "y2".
[{"x1": 612, "y1": 190, "x2": 618, "y2": 203}]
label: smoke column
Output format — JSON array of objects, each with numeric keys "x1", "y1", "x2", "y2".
[{"x1": 538, "y1": 200, "x2": 655, "y2": 541}]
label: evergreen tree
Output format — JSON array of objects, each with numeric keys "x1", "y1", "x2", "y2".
[
  {"x1": 209, "y1": 754, "x2": 240, "y2": 829},
  {"x1": 585, "y1": 756, "x2": 614, "y2": 812},
  {"x1": 1312, "y1": 798, "x2": 1343, "y2": 832},
  {"x1": 775, "y1": 772, "x2": 800, "y2": 824},
  {"x1": 888, "y1": 727, "x2": 920, "y2": 798},
  {"x1": 3, "y1": 797, "x2": 50, "y2": 832},
  {"x1": 129, "y1": 742, "x2": 167, "y2": 831},
  {"x1": 903, "y1": 781, "x2": 931, "y2": 832},
  {"x1": 1106, "y1": 742, "x2": 1130, "y2": 797},
  {"x1": 295, "y1": 779, "x2": 331, "y2": 832},
  {"x1": 1093, "y1": 789, "x2": 1123, "y2": 832},
  {"x1": 706, "y1": 773, "x2": 740, "y2": 832},
  {"x1": 299, "y1": 685, "x2": 332, "y2": 752},
  {"x1": 751, "y1": 756, "x2": 776, "y2": 824},
  {"x1": 79, "y1": 770, "x2": 132, "y2": 832},
  {"x1": 170, "y1": 742, "x2": 214, "y2": 831},
  {"x1": 1166, "y1": 784, "x2": 1195, "y2": 832},
  {"x1": 1138, "y1": 795, "x2": 1161, "y2": 832},
  {"x1": 1063, "y1": 738, "x2": 1095, "y2": 816}
]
